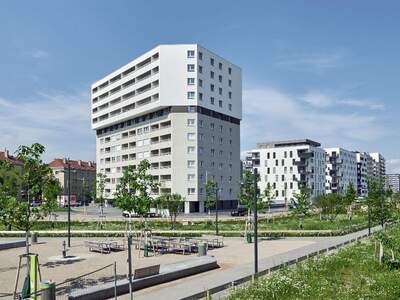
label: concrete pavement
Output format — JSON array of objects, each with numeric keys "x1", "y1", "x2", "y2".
[{"x1": 128, "y1": 225, "x2": 383, "y2": 300}]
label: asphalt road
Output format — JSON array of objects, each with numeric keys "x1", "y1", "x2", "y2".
[{"x1": 55, "y1": 205, "x2": 289, "y2": 221}]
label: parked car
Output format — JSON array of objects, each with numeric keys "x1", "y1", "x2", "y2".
[
  {"x1": 231, "y1": 205, "x2": 248, "y2": 216},
  {"x1": 122, "y1": 210, "x2": 139, "y2": 218}
]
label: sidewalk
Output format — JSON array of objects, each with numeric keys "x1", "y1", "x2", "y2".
[{"x1": 129, "y1": 225, "x2": 383, "y2": 300}]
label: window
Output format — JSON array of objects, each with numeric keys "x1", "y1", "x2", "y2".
[
  {"x1": 210, "y1": 71, "x2": 214, "y2": 79},
  {"x1": 228, "y1": 67, "x2": 232, "y2": 74},
  {"x1": 187, "y1": 78, "x2": 195, "y2": 85},
  {"x1": 187, "y1": 146, "x2": 195, "y2": 154},
  {"x1": 187, "y1": 119, "x2": 195, "y2": 126},
  {"x1": 219, "y1": 125, "x2": 223, "y2": 132},
  {"x1": 210, "y1": 123, "x2": 215, "y2": 130},
  {"x1": 198, "y1": 79, "x2": 203, "y2": 87},
  {"x1": 199, "y1": 65, "x2": 203, "y2": 73},
  {"x1": 228, "y1": 91, "x2": 232, "y2": 99},
  {"x1": 188, "y1": 106, "x2": 196, "y2": 112},
  {"x1": 210, "y1": 58, "x2": 214, "y2": 66},
  {"x1": 218, "y1": 75, "x2": 222, "y2": 82},
  {"x1": 228, "y1": 79, "x2": 232, "y2": 87},
  {"x1": 187, "y1": 133, "x2": 196, "y2": 140},
  {"x1": 210, "y1": 97, "x2": 215, "y2": 105},
  {"x1": 199, "y1": 52, "x2": 203, "y2": 60},
  {"x1": 228, "y1": 104, "x2": 232, "y2": 111},
  {"x1": 219, "y1": 100, "x2": 223, "y2": 107},
  {"x1": 273, "y1": 152, "x2": 276, "y2": 159},
  {"x1": 187, "y1": 91, "x2": 195, "y2": 99},
  {"x1": 218, "y1": 62, "x2": 222, "y2": 70},
  {"x1": 199, "y1": 119, "x2": 204, "y2": 127},
  {"x1": 198, "y1": 92, "x2": 203, "y2": 100},
  {"x1": 211, "y1": 149, "x2": 215, "y2": 156},
  {"x1": 210, "y1": 84, "x2": 214, "y2": 92},
  {"x1": 187, "y1": 174, "x2": 195, "y2": 181},
  {"x1": 188, "y1": 188, "x2": 196, "y2": 195},
  {"x1": 187, "y1": 50, "x2": 195, "y2": 58},
  {"x1": 187, "y1": 64, "x2": 195, "y2": 72},
  {"x1": 187, "y1": 160, "x2": 195, "y2": 168},
  {"x1": 219, "y1": 87, "x2": 222, "y2": 95}
]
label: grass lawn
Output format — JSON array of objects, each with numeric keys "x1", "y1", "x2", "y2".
[
  {"x1": 229, "y1": 225, "x2": 400, "y2": 299},
  {"x1": 0, "y1": 213, "x2": 369, "y2": 232}
]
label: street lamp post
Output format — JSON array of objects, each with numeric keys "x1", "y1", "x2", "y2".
[
  {"x1": 253, "y1": 167, "x2": 258, "y2": 275},
  {"x1": 67, "y1": 159, "x2": 71, "y2": 247},
  {"x1": 215, "y1": 183, "x2": 219, "y2": 236}
]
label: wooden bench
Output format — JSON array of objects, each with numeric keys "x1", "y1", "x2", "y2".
[{"x1": 133, "y1": 264, "x2": 160, "y2": 280}]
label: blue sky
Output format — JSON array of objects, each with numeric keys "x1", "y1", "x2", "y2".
[{"x1": 0, "y1": 1, "x2": 399, "y2": 172}]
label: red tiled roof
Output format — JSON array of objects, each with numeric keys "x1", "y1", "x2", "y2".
[
  {"x1": 0, "y1": 151, "x2": 23, "y2": 166},
  {"x1": 48, "y1": 158, "x2": 96, "y2": 171}
]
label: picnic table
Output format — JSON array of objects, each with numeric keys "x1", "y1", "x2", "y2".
[{"x1": 85, "y1": 240, "x2": 124, "y2": 254}]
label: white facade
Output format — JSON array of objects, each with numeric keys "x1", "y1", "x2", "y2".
[
  {"x1": 370, "y1": 152, "x2": 386, "y2": 181},
  {"x1": 248, "y1": 140, "x2": 326, "y2": 204},
  {"x1": 325, "y1": 148, "x2": 358, "y2": 194},
  {"x1": 385, "y1": 174, "x2": 400, "y2": 193},
  {"x1": 91, "y1": 44, "x2": 242, "y2": 213}
]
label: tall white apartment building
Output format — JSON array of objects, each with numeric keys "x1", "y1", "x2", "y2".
[
  {"x1": 370, "y1": 152, "x2": 386, "y2": 181},
  {"x1": 325, "y1": 148, "x2": 358, "y2": 194},
  {"x1": 91, "y1": 44, "x2": 242, "y2": 213},
  {"x1": 247, "y1": 139, "x2": 326, "y2": 204},
  {"x1": 385, "y1": 174, "x2": 400, "y2": 193},
  {"x1": 355, "y1": 151, "x2": 374, "y2": 197}
]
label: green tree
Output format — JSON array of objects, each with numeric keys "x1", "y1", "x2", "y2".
[
  {"x1": 344, "y1": 182, "x2": 357, "y2": 220},
  {"x1": 205, "y1": 179, "x2": 217, "y2": 215},
  {"x1": 158, "y1": 193, "x2": 184, "y2": 229},
  {"x1": 292, "y1": 185, "x2": 312, "y2": 229},
  {"x1": 94, "y1": 173, "x2": 107, "y2": 218},
  {"x1": 314, "y1": 193, "x2": 345, "y2": 221},
  {"x1": 0, "y1": 160, "x2": 22, "y2": 230},
  {"x1": 263, "y1": 182, "x2": 274, "y2": 222},
  {"x1": 239, "y1": 169, "x2": 264, "y2": 214},
  {"x1": 367, "y1": 177, "x2": 390, "y2": 228},
  {"x1": 114, "y1": 160, "x2": 159, "y2": 231},
  {"x1": 0, "y1": 143, "x2": 61, "y2": 255}
]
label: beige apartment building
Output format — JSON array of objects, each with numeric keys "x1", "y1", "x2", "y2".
[{"x1": 49, "y1": 159, "x2": 96, "y2": 205}]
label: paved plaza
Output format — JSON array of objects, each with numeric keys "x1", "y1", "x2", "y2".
[{"x1": 0, "y1": 236, "x2": 313, "y2": 298}]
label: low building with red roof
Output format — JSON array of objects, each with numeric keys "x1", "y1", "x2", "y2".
[{"x1": 48, "y1": 158, "x2": 97, "y2": 205}]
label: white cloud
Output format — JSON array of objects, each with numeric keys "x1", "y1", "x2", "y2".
[
  {"x1": 302, "y1": 90, "x2": 385, "y2": 111},
  {"x1": 30, "y1": 50, "x2": 49, "y2": 59},
  {"x1": 0, "y1": 90, "x2": 95, "y2": 162},
  {"x1": 241, "y1": 86, "x2": 388, "y2": 153},
  {"x1": 275, "y1": 51, "x2": 344, "y2": 72},
  {"x1": 387, "y1": 159, "x2": 400, "y2": 174}
]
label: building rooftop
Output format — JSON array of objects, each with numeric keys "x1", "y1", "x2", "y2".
[
  {"x1": 0, "y1": 150, "x2": 23, "y2": 166},
  {"x1": 256, "y1": 139, "x2": 321, "y2": 149},
  {"x1": 48, "y1": 159, "x2": 96, "y2": 171}
]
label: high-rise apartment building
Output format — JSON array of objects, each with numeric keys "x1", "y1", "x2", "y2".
[
  {"x1": 91, "y1": 44, "x2": 242, "y2": 213},
  {"x1": 355, "y1": 151, "x2": 374, "y2": 197},
  {"x1": 325, "y1": 148, "x2": 358, "y2": 194},
  {"x1": 247, "y1": 139, "x2": 326, "y2": 204},
  {"x1": 385, "y1": 174, "x2": 400, "y2": 193},
  {"x1": 370, "y1": 152, "x2": 386, "y2": 181}
]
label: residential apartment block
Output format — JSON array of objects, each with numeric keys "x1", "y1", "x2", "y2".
[
  {"x1": 355, "y1": 151, "x2": 374, "y2": 197},
  {"x1": 91, "y1": 44, "x2": 242, "y2": 213},
  {"x1": 370, "y1": 152, "x2": 386, "y2": 181},
  {"x1": 247, "y1": 139, "x2": 326, "y2": 204},
  {"x1": 49, "y1": 159, "x2": 96, "y2": 204},
  {"x1": 385, "y1": 174, "x2": 400, "y2": 193},
  {"x1": 325, "y1": 148, "x2": 358, "y2": 194}
]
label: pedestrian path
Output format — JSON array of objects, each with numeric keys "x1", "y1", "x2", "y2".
[{"x1": 131, "y1": 225, "x2": 383, "y2": 300}]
